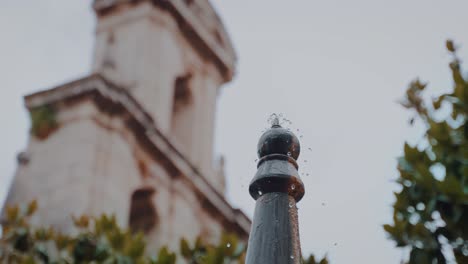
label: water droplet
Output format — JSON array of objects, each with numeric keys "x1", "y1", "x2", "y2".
[
  {"x1": 321, "y1": 202, "x2": 326, "y2": 206},
  {"x1": 291, "y1": 184, "x2": 295, "y2": 190},
  {"x1": 287, "y1": 152, "x2": 291, "y2": 157},
  {"x1": 308, "y1": 147, "x2": 312, "y2": 151},
  {"x1": 258, "y1": 190, "x2": 263, "y2": 196},
  {"x1": 290, "y1": 255, "x2": 294, "y2": 259},
  {"x1": 289, "y1": 202, "x2": 294, "y2": 208},
  {"x1": 268, "y1": 113, "x2": 280, "y2": 127},
  {"x1": 226, "y1": 243, "x2": 231, "y2": 248}
]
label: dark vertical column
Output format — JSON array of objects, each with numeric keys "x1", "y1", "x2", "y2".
[{"x1": 245, "y1": 121, "x2": 305, "y2": 264}]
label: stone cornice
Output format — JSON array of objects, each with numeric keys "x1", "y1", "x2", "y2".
[
  {"x1": 93, "y1": 0, "x2": 236, "y2": 82},
  {"x1": 24, "y1": 74, "x2": 250, "y2": 235}
]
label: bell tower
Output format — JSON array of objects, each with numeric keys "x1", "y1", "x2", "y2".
[
  {"x1": 92, "y1": 0, "x2": 236, "y2": 190},
  {"x1": 5, "y1": 0, "x2": 250, "y2": 249}
]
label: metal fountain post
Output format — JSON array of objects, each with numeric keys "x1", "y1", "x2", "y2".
[{"x1": 245, "y1": 117, "x2": 305, "y2": 264}]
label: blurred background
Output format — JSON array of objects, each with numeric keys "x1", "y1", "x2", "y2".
[{"x1": 1, "y1": 1, "x2": 468, "y2": 263}]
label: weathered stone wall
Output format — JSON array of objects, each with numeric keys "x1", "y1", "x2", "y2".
[
  {"x1": 8, "y1": 101, "x2": 114, "y2": 231},
  {"x1": 91, "y1": 1, "x2": 225, "y2": 192},
  {"x1": 8, "y1": 98, "x2": 227, "y2": 251}
]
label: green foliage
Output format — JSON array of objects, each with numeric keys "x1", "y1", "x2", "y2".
[
  {"x1": 180, "y1": 234, "x2": 245, "y2": 264},
  {"x1": 30, "y1": 105, "x2": 58, "y2": 140},
  {"x1": 303, "y1": 254, "x2": 328, "y2": 264},
  {"x1": 1, "y1": 201, "x2": 150, "y2": 263},
  {"x1": 1, "y1": 201, "x2": 328, "y2": 264},
  {"x1": 385, "y1": 40, "x2": 468, "y2": 264}
]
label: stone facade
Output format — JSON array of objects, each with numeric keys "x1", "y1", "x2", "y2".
[
  {"x1": 92, "y1": 0, "x2": 235, "y2": 191},
  {"x1": 6, "y1": 0, "x2": 249, "y2": 253}
]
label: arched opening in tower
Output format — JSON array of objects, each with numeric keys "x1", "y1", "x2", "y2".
[{"x1": 129, "y1": 187, "x2": 158, "y2": 234}]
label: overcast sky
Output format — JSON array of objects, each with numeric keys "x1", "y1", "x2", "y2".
[{"x1": 2, "y1": 0, "x2": 468, "y2": 263}]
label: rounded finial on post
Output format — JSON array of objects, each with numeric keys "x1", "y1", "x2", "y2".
[
  {"x1": 249, "y1": 119, "x2": 305, "y2": 202},
  {"x1": 257, "y1": 124, "x2": 300, "y2": 160}
]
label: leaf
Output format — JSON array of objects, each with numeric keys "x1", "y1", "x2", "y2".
[
  {"x1": 194, "y1": 236, "x2": 203, "y2": 250},
  {"x1": 34, "y1": 227, "x2": 54, "y2": 241},
  {"x1": 393, "y1": 190, "x2": 410, "y2": 212},
  {"x1": 6, "y1": 206, "x2": 19, "y2": 222},
  {"x1": 156, "y1": 247, "x2": 176, "y2": 264},
  {"x1": 410, "y1": 79, "x2": 427, "y2": 91},
  {"x1": 29, "y1": 106, "x2": 58, "y2": 139},
  {"x1": 384, "y1": 224, "x2": 406, "y2": 247},
  {"x1": 404, "y1": 143, "x2": 421, "y2": 163},
  {"x1": 72, "y1": 215, "x2": 89, "y2": 228},
  {"x1": 125, "y1": 232, "x2": 145, "y2": 258},
  {"x1": 438, "y1": 175, "x2": 464, "y2": 200},
  {"x1": 409, "y1": 248, "x2": 432, "y2": 264},
  {"x1": 397, "y1": 157, "x2": 414, "y2": 174},
  {"x1": 55, "y1": 232, "x2": 71, "y2": 250},
  {"x1": 428, "y1": 120, "x2": 450, "y2": 142},
  {"x1": 319, "y1": 257, "x2": 329, "y2": 264},
  {"x1": 432, "y1": 97, "x2": 443, "y2": 110},
  {"x1": 220, "y1": 233, "x2": 237, "y2": 256},
  {"x1": 26, "y1": 200, "x2": 37, "y2": 216},
  {"x1": 446, "y1": 39, "x2": 456, "y2": 52},
  {"x1": 180, "y1": 238, "x2": 191, "y2": 258}
]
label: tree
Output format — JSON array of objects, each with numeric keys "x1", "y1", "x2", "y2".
[
  {"x1": 384, "y1": 40, "x2": 468, "y2": 263},
  {"x1": 1, "y1": 201, "x2": 328, "y2": 263},
  {"x1": 1, "y1": 200, "x2": 180, "y2": 264}
]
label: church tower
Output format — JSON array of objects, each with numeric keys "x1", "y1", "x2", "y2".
[
  {"x1": 92, "y1": 0, "x2": 236, "y2": 189},
  {"x1": 6, "y1": 0, "x2": 250, "y2": 251}
]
